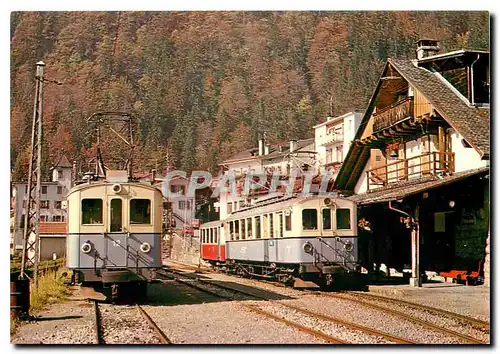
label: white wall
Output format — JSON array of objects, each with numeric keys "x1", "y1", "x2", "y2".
[
  {"x1": 449, "y1": 129, "x2": 488, "y2": 172},
  {"x1": 354, "y1": 160, "x2": 370, "y2": 194}
]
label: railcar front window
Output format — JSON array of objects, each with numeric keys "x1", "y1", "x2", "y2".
[
  {"x1": 302, "y1": 209, "x2": 318, "y2": 230},
  {"x1": 130, "y1": 199, "x2": 151, "y2": 224},
  {"x1": 82, "y1": 199, "x2": 103, "y2": 224},
  {"x1": 110, "y1": 198, "x2": 122, "y2": 232},
  {"x1": 337, "y1": 209, "x2": 351, "y2": 229},
  {"x1": 322, "y1": 209, "x2": 332, "y2": 230}
]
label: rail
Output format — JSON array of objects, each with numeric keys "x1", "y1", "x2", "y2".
[{"x1": 367, "y1": 151, "x2": 455, "y2": 190}]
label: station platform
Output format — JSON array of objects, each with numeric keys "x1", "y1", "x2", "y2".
[{"x1": 367, "y1": 283, "x2": 490, "y2": 321}]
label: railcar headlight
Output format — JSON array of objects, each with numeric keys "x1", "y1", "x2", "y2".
[
  {"x1": 81, "y1": 242, "x2": 92, "y2": 254},
  {"x1": 302, "y1": 242, "x2": 313, "y2": 254},
  {"x1": 140, "y1": 242, "x2": 151, "y2": 253},
  {"x1": 344, "y1": 242, "x2": 353, "y2": 253}
]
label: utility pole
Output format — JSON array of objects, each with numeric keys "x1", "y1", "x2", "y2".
[{"x1": 20, "y1": 61, "x2": 45, "y2": 288}]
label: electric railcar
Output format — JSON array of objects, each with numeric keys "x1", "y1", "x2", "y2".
[
  {"x1": 200, "y1": 196, "x2": 366, "y2": 289},
  {"x1": 66, "y1": 173, "x2": 163, "y2": 300}
]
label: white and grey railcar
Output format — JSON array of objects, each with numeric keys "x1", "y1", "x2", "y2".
[
  {"x1": 66, "y1": 179, "x2": 163, "y2": 298},
  {"x1": 223, "y1": 196, "x2": 362, "y2": 287}
]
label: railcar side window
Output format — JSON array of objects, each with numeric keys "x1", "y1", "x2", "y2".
[
  {"x1": 234, "y1": 220, "x2": 240, "y2": 240},
  {"x1": 269, "y1": 214, "x2": 274, "y2": 238},
  {"x1": 130, "y1": 199, "x2": 151, "y2": 224},
  {"x1": 255, "y1": 216, "x2": 261, "y2": 239},
  {"x1": 215, "y1": 228, "x2": 218, "y2": 243},
  {"x1": 336, "y1": 208, "x2": 351, "y2": 229},
  {"x1": 246, "y1": 218, "x2": 252, "y2": 239},
  {"x1": 263, "y1": 214, "x2": 268, "y2": 238},
  {"x1": 277, "y1": 212, "x2": 283, "y2": 237},
  {"x1": 82, "y1": 199, "x2": 103, "y2": 224},
  {"x1": 302, "y1": 209, "x2": 318, "y2": 230},
  {"x1": 241, "y1": 219, "x2": 246, "y2": 240},
  {"x1": 322, "y1": 208, "x2": 332, "y2": 230},
  {"x1": 229, "y1": 222, "x2": 234, "y2": 240},
  {"x1": 210, "y1": 228, "x2": 213, "y2": 243},
  {"x1": 285, "y1": 213, "x2": 292, "y2": 231}
]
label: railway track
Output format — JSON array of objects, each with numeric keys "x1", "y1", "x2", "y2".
[
  {"x1": 347, "y1": 291, "x2": 490, "y2": 329},
  {"x1": 93, "y1": 301, "x2": 171, "y2": 344},
  {"x1": 319, "y1": 292, "x2": 488, "y2": 344},
  {"x1": 164, "y1": 262, "x2": 489, "y2": 344},
  {"x1": 159, "y1": 268, "x2": 414, "y2": 344}
]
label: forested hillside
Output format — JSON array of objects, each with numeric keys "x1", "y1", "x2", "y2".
[{"x1": 10, "y1": 11, "x2": 489, "y2": 179}]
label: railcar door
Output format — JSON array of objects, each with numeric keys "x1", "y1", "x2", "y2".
[{"x1": 105, "y1": 197, "x2": 128, "y2": 267}]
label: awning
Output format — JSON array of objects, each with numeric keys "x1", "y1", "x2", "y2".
[{"x1": 347, "y1": 167, "x2": 489, "y2": 206}]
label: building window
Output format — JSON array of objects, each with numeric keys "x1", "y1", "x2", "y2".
[
  {"x1": 178, "y1": 200, "x2": 191, "y2": 210},
  {"x1": 41, "y1": 200, "x2": 49, "y2": 209},
  {"x1": 336, "y1": 209, "x2": 351, "y2": 230},
  {"x1": 58, "y1": 170, "x2": 63, "y2": 180},
  {"x1": 40, "y1": 215, "x2": 47, "y2": 222},
  {"x1": 170, "y1": 185, "x2": 178, "y2": 193},
  {"x1": 322, "y1": 209, "x2": 332, "y2": 230},
  {"x1": 130, "y1": 199, "x2": 151, "y2": 224},
  {"x1": 336, "y1": 146, "x2": 343, "y2": 163},
  {"x1": 227, "y1": 202, "x2": 233, "y2": 214},
  {"x1": 23, "y1": 200, "x2": 27, "y2": 208},
  {"x1": 302, "y1": 209, "x2": 318, "y2": 230},
  {"x1": 55, "y1": 201, "x2": 62, "y2": 209},
  {"x1": 24, "y1": 185, "x2": 28, "y2": 193},
  {"x1": 82, "y1": 199, "x2": 103, "y2": 224},
  {"x1": 57, "y1": 186, "x2": 63, "y2": 194},
  {"x1": 52, "y1": 215, "x2": 63, "y2": 222},
  {"x1": 41, "y1": 186, "x2": 47, "y2": 194}
]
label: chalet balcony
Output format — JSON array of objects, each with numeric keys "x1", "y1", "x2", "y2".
[
  {"x1": 367, "y1": 151, "x2": 455, "y2": 190},
  {"x1": 373, "y1": 97, "x2": 413, "y2": 132}
]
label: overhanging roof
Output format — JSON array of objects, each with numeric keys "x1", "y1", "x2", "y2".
[{"x1": 347, "y1": 167, "x2": 488, "y2": 206}]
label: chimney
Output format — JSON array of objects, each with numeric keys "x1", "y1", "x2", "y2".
[
  {"x1": 258, "y1": 138, "x2": 264, "y2": 156},
  {"x1": 416, "y1": 39, "x2": 440, "y2": 60},
  {"x1": 264, "y1": 144, "x2": 270, "y2": 155},
  {"x1": 290, "y1": 140, "x2": 297, "y2": 153}
]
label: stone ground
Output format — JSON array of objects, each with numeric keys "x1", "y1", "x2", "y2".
[{"x1": 367, "y1": 283, "x2": 490, "y2": 321}]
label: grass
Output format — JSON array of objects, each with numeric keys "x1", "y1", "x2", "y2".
[
  {"x1": 11, "y1": 267, "x2": 71, "y2": 338},
  {"x1": 29, "y1": 267, "x2": 70, "y2": 313}
]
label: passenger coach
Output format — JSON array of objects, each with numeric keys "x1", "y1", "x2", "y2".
[{"x1": 201, "y1": 196, "x2": 365, "y2": 288}]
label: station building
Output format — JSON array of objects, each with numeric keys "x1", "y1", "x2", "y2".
[{"x1": 334, "y1": 40, "x2": 490, "y2": 286}]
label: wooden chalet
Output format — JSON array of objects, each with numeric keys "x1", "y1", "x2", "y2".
[{"x1": 334, "y1": 40, "x2": 490, "y2": 286}]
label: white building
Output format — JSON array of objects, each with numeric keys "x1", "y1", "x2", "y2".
[
  {"x1": 217, "y1": 138, "x2": 315, "y2": 221},
  {"x1": 12, "y1": 155, "x2": 73, "y2": 255},
  {"x1": 313, "y1": 112, "x2": 363, "y2": 176}
]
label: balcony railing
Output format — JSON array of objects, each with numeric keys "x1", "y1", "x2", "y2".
[
  {"x1": 366, "y1": 151, "x2": 455, "y2": 190},
  {"x1": 372, "y1": 97, "x2": 413, "y2": 132},
  {"x1": 321, "y1": 133, "x2": 344, "y2": 146}
]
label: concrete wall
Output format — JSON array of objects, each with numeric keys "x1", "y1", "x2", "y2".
[
  {"x1": 40, "y1": 237, "x2": 66, "y2": 261},
  {"x1": 166, "y1": 232, "x2": 205, "y2": 266}
]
